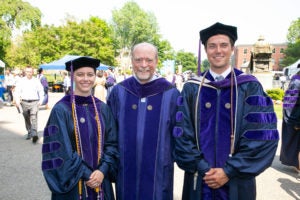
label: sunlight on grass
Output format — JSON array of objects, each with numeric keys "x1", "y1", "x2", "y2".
[{"x1": 274, "y1": 104, "x2": 282, "y2": 120}]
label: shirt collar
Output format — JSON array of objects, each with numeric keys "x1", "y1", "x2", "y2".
[{"x1": 209, "y1": 67, "x2": 232, "y2": 80}]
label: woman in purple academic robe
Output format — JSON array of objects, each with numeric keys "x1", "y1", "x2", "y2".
[{"x1": 42, "y1": 57, "x2": 119, "y2": 200}]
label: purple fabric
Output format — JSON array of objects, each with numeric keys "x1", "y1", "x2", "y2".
[
  {"x1": 106, "y1": 75, "x2": 116, "y2": 84},
  {"x1": 244, "y1": 130, "x2": 279, "y2": 140},
  {"x1": 173, "y1": 126, "x2": 183, "y2": 137},
  {"x1": 285, "y1": 89, "x2": 300, "y2": 95},
  {"x1": 176, "y1": 111, "x2": 183, "y2": 122},
  {"x1": 177, "y1": 95, "x2": 184, "y2": 106},
  {"x1": 43, "y1": 125, "x2": 59, "y2": 137},
  {"x1": 197, "y1": 84, "x2": 232, "y2": 168},
  {"x1": 57, "y1": 95, "x2": 105, "y2": 170},
  {"x1": 110, "y1": 77, "x2": 178, "y2": 199},
  {"x1": 205, "y1": 69, "x2": 259, "y2": 88},
  {"x1": 284, "y1": 96, "x2": 299, "y2": 101},
  {"x1": 42, "y1": 158, "x2": 63, "y2": 170},
  {"x1": 121, "y1": 76, "x2": 174, "y2": 98},
  {"x1": 291, "y1": 74, "x2": 300, "y2": 80},
  {"x1": 197, "y1": 38, "x2": 201, "y2": 76},
  {"x1": 244, "y1": 113, "x2": 277, "y2": 123},
  {"x1": 283, "y1": 103, "x2": 300, "y2": 108},
  {"x1": 40, "y1": 76, "x2": 48, "y2": 87},
  {"x1": 246, "y1": 95, "x2": 273, "y2": 106},
  {"x1": 119, "y1": 91, "x2": 162, "y2": 198},
  {"x1": 42, "y1": 142, "x2": 61, "y2": 154},
  {"x1": 177, "y1": 68, "x2": 279, "y2": 200}
]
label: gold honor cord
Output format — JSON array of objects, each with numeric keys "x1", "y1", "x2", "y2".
[
  {"x1": 91, "y1": 95, "x2": 102, "y2": 195},
  {"x1": 72, "y1": 96, "x2": 103, "y2": 198}
]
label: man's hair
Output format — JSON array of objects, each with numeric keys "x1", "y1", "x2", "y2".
[
  {"x1": 38, "y1": 68, "x2": 43, "y2": 74},
  {"x1": 131, "y1": 42, "x2": 158, "y2": 60}
]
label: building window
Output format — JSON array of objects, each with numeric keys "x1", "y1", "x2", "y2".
[
  {"x1": 279, "y1": 58, "x2": 283, "y2": 66},
  {"x1": 271, "y1": 58, "x2": 275, "y2": 64},
  {"x1": 272, "y1": 48, "x2": 275, "y2": 53},
  {"x1": 243, "y1": 58, "x2": 247, "y2": 63},
  {"x1": 280, "y1": 48, "x2": 284, "y2": 53},
  {"x1": 243, "y1": 48, "x2": 248, "y2": 54}
]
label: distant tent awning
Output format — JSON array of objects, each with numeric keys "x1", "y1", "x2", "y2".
[
  {"x1": 40, "y1": 55, "x2": 112, "y2": 70},
  {"x1": 0, "y1": 60, "x2": 5, "y2": 68},
  {"x1": 285, "y1": 58, "x2": 300, "y2": 69}
]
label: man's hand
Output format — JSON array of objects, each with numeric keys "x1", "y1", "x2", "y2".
[
  {"x1": 203, "y1": 168, "x2": 229, "y2": 189},
  {"x1": 86, "y1": 170, "x2": 104, "y2": 189}
]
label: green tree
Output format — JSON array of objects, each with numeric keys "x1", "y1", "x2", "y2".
[
  {"x1": 156, "y1": 39, "x2": 175, "y2": 68},
  {"x1": 0, "y1": 0, "x2": 41, "y2": 61},
  {"x1": 175, "y1": 50, "x2": 197, "y2": 73},
  {"x1": 6, "y1": 16, "x2": 116, "y2": 68},
  {"x1": 282, "y1": 18, "x2": 300, "y2": 66},
  {"x1": 111, "y1": 1, "x2": 174, "y2": 70},
  {"x1": 5, "y1": 25, "x2": 60, "y2": 68},
  {"x1": 59, "y1": 17, "x2": 115, "y2": 66},
  {"x1": 202, "y1": 59, "x2": 210, "y2": 72},
  {"x1": 111, "y1": 1, "x2": 159, "y2": 49},
  {"x1": 287, "y1": 17, "x2": 300, "y2": 44}
]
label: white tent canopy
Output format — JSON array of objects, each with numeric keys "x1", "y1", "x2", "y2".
[
  {"x1": 285, "y1": 58, "x2": 300, "y2": 69},
  {"x1": 0, "y1": 59, "x2": 5, "y2": 68},
  {"x1": 40, "y1": 55, "x2": 112, "y2": 71}
]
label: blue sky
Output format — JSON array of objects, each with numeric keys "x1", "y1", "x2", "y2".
[{"x1": 25, "y1": 0, "x2": 300, "y2": 57}]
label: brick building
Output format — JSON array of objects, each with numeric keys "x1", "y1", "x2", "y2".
[{"x1": 234, "y1": 36, "x2": 287, "y2": 71}]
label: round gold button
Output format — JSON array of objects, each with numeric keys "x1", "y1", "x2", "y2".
[
  {"x1": 205, "y1": 102, "x2": 211, "y2": 108},
  {"x1": 225, "y1": 103, "x2": 231, "y2": 109},
  {"x1": 132, "y1": 104, "x2": 137, "y2": 110},
  {"x1": 147, "y1": 105, "x2": 153, "y2": 110},
  {"x1": 80, "y1": 117, "x2": 85, "y2": 123}
]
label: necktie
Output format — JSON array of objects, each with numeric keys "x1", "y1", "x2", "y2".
[{"x1": 215, "y1": 75, "x2": 224, "y2": 81}]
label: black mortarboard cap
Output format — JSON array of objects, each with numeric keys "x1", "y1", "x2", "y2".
[
  {"x1": 199, "y1": 22, "x2": 238, "y2": 45},
  {"x1": 38, "y1": 68, "x2": 43, "y2": 74},
  {"x1": 65, "y1": 56, "x2": 100, "y2": 71}
]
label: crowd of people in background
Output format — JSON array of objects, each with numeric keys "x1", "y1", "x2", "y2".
[
  {"x1": 0, "y1": 64, "x2": 194, "y2": 108},
  {"x1": 1, "y1": 23, "x2": 298, "y2": 200}
]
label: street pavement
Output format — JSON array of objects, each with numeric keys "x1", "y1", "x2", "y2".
[{"x1": 0, "y1": 92, "x2": 299, "y2": 200}]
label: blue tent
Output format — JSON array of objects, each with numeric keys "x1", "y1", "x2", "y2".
[{"x1": 39, "y1": 55, "x2": 112, "y2": 70}]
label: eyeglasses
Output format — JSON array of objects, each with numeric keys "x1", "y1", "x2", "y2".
[{"x1": 133, "y1": 57, "x2": 155, "y2": 64}]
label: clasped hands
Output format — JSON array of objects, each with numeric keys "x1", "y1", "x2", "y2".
[
  {"x1": 86, "y1": 170, "x2": 104, "y2": 189},
  {"x1": 203, "y1": 168, "x2": 229, "y2": 189}
]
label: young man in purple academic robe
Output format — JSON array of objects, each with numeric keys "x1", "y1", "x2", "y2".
[
  {"x1": 107, "y1": 42, "x2": 180, "y2": 200},
  {"x1": 173, "y1": 22, "x2": 279, "y2": 200}
]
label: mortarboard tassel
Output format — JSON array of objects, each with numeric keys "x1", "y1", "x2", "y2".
[{"x1": 197, "y1": 38, "x2": 202, "y2": 76}]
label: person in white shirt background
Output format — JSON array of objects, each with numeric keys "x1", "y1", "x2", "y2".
[
  {"x1": 4, "y1": 69, "x2": 15, "y2": 106},
  {"x1": 14, "y1": 66, "x2": 44, "y2": 144}
]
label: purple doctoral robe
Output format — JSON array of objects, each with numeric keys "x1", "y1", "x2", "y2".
[
  {"x1": 42, "y1": 95, "x2": 119, "y2": 200},
  {"x1": 107, "y1": 76, "x2": 180, "y2": 200},
  {"x1": 280, "y1": 74, "x2": 300, "y2": 168},
  {"x1": 174, "y1": 69, "x2": 279, "y2": 200}
]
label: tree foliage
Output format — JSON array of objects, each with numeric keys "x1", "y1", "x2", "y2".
[
  {"x1": 0, "y1": 0, "x2": 41, "y2": 60},
  {"x1": 2, "y1": 0, "x2": 200, "y2": 72},
  {"x1": 58, "y1": 17, "x2": 115, "y2": 66},
  {"x1": 156, "y1": 39, "x2": 175, "y2": 67},
  {"x1": 5, "y1": 16, "x2": 116, "y2": 68},
  {"x1": 111, "y1": 2, "x2": 177, "y2": 69},
  {"x1": 175, "y1": 50, "x2": 197, "y2": 73},
  {"x1": 287, "y1": 18, "x2": 300, "y2": 44},
  {"x1": 111, "y1": 2, "x2": 160, "y2": 49},
  {"x1": 282, "y1": 18, "x2": 300, "y2": 66}
]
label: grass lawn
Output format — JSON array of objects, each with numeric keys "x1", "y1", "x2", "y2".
[{"x1": 274, "y1": 104, "x2": 283, "y2": 120}]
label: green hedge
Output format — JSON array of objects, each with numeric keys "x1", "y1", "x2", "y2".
[{"x1": 266, "y1": 88, "x2": 284, "y2": 101}]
